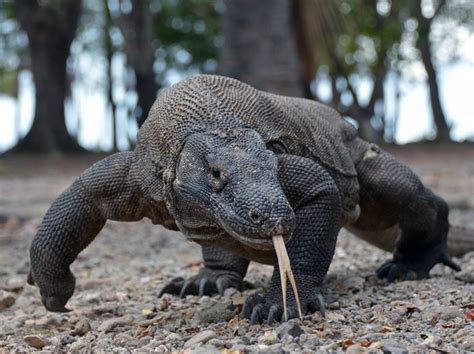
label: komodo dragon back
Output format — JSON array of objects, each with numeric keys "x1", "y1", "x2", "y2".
[{"x1": 138, "y1": 74, "x2": 360, "y2": 214}]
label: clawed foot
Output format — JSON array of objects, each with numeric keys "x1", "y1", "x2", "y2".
[
  {"x1": 242, "y1": 290, "x2": 325, "y2": 324},
  {"x1": 27, "y1": 270, "x2": 75, "y2": 312},
  {"x1": 158, "y1": 267, "x2": 244, "y2": 298},
  {"x1": 377, "y1": 248, "x2": 461, "y2": 282}
]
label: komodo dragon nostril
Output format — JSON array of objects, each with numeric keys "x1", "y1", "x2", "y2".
[{"x1": 249, "y1": 210, "x2": 263, "y2": 223}]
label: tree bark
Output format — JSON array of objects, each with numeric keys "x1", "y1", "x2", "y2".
[
  {"x1": 13, "y1": 0, "x2": 83, "y2": 153},
  {"x1": 219, "y1": 0, "x2": 304, "y2": 97},
  {"x1": 414, "y1": 0, "x2": 451, "y2": 142},
  {"x1": 118, "y1": 0, "x2": 158, "y2": 127}
]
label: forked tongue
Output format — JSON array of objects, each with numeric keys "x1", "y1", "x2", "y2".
[{"x1": 272, "y1": 235, "x2": 303, "y2": 321}]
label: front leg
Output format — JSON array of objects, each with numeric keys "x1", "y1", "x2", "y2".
[
  {"x1": 28, "y1": 152, "x2": 155, "y2": 312},
  {"x1": 159, "y1": 246, "x2": 249, "y2": 297},
  {"x1": 242, "y1": 155, "x2": 341, "y2": 323}
]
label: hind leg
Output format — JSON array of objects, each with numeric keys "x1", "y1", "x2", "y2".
[{"x1": 350, "y1": 141, "x2": 460, "y2": 281}]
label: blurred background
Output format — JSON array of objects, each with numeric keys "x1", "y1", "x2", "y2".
[{"x1": 0, "y1": 0, "x2": 473, "y2": 154}]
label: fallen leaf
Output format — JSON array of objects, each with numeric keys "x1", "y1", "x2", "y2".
[
  {"x1": 465, "y1": 309, "x2": 474, "y2": 321},
  {"x1": 342, "y1": 339, "x2": 355, "y2": 350}
]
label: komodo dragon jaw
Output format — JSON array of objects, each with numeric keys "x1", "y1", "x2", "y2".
[{"x1": 170, "y1": 129, "x2": 295, "y2": 250}]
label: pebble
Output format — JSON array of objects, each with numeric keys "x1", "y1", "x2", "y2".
[
  {"x1": 24, "y1": 335, "x2": 47, "y2": 349},
  {"x1": 184, "y1": 330, "x2": 216, "y2": 348},
  {"x1": 97, "y1": 315, "x2": 134, "y2": 332},
  {"x1": 71, "y1": 318, "x2": 92, "y2": 336},
  {"x1": 257, "y1": 333, "x2": 278, "y2": 345},
  {"x1": 165, "y1": 333, "x2": 182, "y2": 342},
  {"x1": 275, "y1": 320, "x2": 304, "y2": 339},
  {"x1": 0, "y1": 290, "x2": 16, "y2": 309}
]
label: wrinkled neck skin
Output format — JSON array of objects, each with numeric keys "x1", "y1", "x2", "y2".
[{"x1": 160, "y1": 128, "x2": 296, "y2": 252}]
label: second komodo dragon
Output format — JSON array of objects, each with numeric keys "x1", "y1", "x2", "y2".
[{"x1": 27, "y1": 75, "x2": 460, "y2": 324}]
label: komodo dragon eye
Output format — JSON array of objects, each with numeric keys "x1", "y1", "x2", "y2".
[{"x1": 209, "y1": 166, "x2": 228, "y2": 192}]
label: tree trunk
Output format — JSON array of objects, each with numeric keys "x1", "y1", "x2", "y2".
[
  {"x1": 219, "y1": 0, "x2": 303, "y2": 97},
  {"x1": 104, "y1": 0, "x2": 118, "y2": 151},
  {"x1": 419, "y1": 36, "x2": 450, "y2": 141},
  {"x1": 414, "y1": 0, "x2": 450, "y2": 142},
  {"x1": 13, "y1": 1, "x2": 83, "y2": 153},
  {"x1": 118, "y1": 0, "x2": 158, "y2": 127}
]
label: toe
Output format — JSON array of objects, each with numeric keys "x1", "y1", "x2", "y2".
[
  {"x1": 250, "y1": 303, "x2": 267, "y2": 325},
  {"x1": 179, "y1": 280, "x2": 198, "y2": 298},
  {"x1": 158, "y1": 277, "x2": 184, "y2": 297},
  {"x1": 242, "y1": 293, "x2": 264, "y2": 320},
  {"x1": 268, "y1": 304, "x2": 283, "y2": 324}
]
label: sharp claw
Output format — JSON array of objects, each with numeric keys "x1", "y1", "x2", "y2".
[
  {"x1": 27, "y1": 272, "x2": 35, "y2": 286},
  {"x1": 242, "y1": 293, "x2": 264, "y2": 320},
  {"x1": 216, "y1": 277, "x2": 229, "y2": 296},
  {"x1": 317, "y1": 293, "x2": 325, "y2": 317},
  {"x1": 250, "y1": 304, "x2": 265, "y2": 325},
  {"x1": 376, "y1": 262, "x2": 392, "y2": 278},
  {"x1": 43, "y1": 296, "x2": 71, "y2": 313},
  {"x1": 441, "y1": 253, "x2": 461, "y2": 272},
  {"x1": 158, "y1": 278, "x2": 184, "y2": 297},
  {"x1": 198, "y1": 278, "x2": 209, "y2": 297},
  {"x1": 179, "y1": 280, "x2": 196, "y2": 298},
  {"x1": 387, "y1": 265, "x2": 404, "y2": 283},
  {"x1": 268, "y1": 304, "x2": 282, "y2": 324}
]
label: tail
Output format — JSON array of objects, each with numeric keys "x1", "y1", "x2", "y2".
[{"x1": 448, "y1": 224, "x2": 474, "y2": 257}]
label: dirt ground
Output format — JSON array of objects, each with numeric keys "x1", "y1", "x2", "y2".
[{"x1": 0, "y1": 144, "x2": 473, "y2": 352}]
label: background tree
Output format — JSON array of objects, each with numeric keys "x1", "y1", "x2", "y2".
[
  {"x1": 220, "y1": 0, "x2": 303, "y2": 97},
  {"x1": 13, "y1": 0, "x2": 83, "y2": 153}
]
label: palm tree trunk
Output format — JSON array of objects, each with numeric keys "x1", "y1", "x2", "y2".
[{"x1": 219, "y1": 0, "x2": 303, "y2": 97}]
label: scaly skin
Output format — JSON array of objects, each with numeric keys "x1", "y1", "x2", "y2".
[{"x1": 28, "y1": 75, "x2": 460, "y2": 322}]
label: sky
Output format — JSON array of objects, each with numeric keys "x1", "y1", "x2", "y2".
[{"x1": 0, "y1": 61, "x2": 473, "y2": 152}]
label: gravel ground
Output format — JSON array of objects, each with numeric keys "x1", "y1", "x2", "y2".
[{"x1": 0, "y1": 145, "x2": 473, "y2": 352}]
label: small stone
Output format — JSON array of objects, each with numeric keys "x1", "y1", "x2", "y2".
[
  {"x1": 195, "y1": 301, "x2": 237, "y2": 324},
  {"x1": 237, "y1": 325, "x2": 248, "y2": 336},
  {"x1": 207, "y1": 338, "x2": 225, "y2": 347},
  {"x1": 381, "y1": 340, "x2": 408, "y2": 354},
  {"x1": 165, "y1": 333, "x2": 182, "y2": 342},
  {"x1": 257, "y1": 333, "x2": 278, "y2": 345},
  {"x1": 421, "y1": 306, "x2": 463, "y2": 321},
  {"x1": 71, "y1": 318, "x2": 91, "y2": 336},
  {"x1": 60, "y1": 334, "x2": 76, "y2": 345},
  {"x1": 275, "y1": 320, "x2": 304, "y2": 339},
  {"x1": 0, "y1": 291, "x2": 16, "y2": 309},
  {"x1": 346, "y1": 344, "x2": 368, "y2": 354},
  {"x1": 184, "y1": 330, "x2": 216, "y2": 348},
  {"x1": 24, "y1": 335, "x2": 47, "y2": 349},
  {"x1": 97, "y1": 315, "x2": 134, "y2": 332}
]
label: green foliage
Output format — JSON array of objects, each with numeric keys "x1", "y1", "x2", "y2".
[{"x1": 151, "y1": 0, "x2": 223, "y2": 77}]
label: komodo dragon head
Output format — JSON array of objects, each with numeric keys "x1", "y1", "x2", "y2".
[{"x1": 168, "y1": 127, "x2": 295, "y2": 250}]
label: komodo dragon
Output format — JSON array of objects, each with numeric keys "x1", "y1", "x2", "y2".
[{"x1": 27, "y1": 75, "x2": 461, "y2": 324}]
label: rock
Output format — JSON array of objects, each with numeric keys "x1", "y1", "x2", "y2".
[
  {"x1": 97, "y1": 315, "x2": 134, "y2": 332},
  {"x1": 60, "y1": 334, "x2": 76, "y2": 345},
  {"x1": 0, "y1": 291, "x2": 16, "y2": 309},
  {"x1": 421, "y1": 306, "x2": 463, "y2": 321},
  {"x1": 381, "y1": 340, "x2": 408, "y2": 354},
  {"x1": 207, "y1": 338, "x2": 225, "y2": 347},
  {"x1": 71, "y1": 318, "x2": 91, "y2": 336},
  {"x1": 455, "y1": 269, "x2": 474, "y2": 283},
  {"x1": 195, "y1": 301, "x2": 237, "y2": 323},
  {"x1": 69, "y1": 337, "x2": 85, "y2": 351},
  {"x1": 165, "y1": 333, "x2": 182, "y2": 342},
  {"x1": 24, "y1": 335, "x2": 47, "y2": 349},
  {"x1": 275, "y1": 320, "x2": 304, "y2": 339},
  {"x1": 346, "y1": 344, "x2": 368, "y2": 354},
  {"x1": 257, "y1": 332, "x2": 278, "y2": 345},
  {"x1": 184, "y1": 330, "x2": 216, "y2": 348}
]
